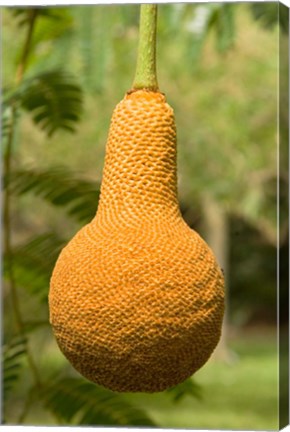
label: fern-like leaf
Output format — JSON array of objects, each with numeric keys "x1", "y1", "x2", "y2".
[
  {"x1": 1, "y1": 104, "x2": 12, "y2": 140},
  {"x1": 215, "y1": 4, "x2": 235, "y2": 53},
  {"x1": 3, "y1": 70, "x2": 83, "y2": 137},
  {"x1": 3, "y1": 337, "x2": 27, "y2": 397},
  {"x1": 5, "y1": 166, "x2": 100, "y2": 223},
  {"x1": 4, "y1": 73, "x2": 83, "y2": 136},
  {"x1": 250, "y1": 3, "x2": 279, "y2": 31},
  {"x1": 207, "y1": 4, "x2": 235, "y2": 53},
  {"x1": 166, "y1": 377, "x2": 202, "y2": 403},
  {"x1": 19, "y1": 70, "x2": 83, "y2": 136},
  {"x1": 3, "y1": 232, "x2": 66, "y2": 300},
  {"x1": 43, "y1": 377, "x2": 157, "y2": 427}
]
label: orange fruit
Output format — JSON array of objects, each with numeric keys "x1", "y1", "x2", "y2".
[{"x1": 49, "y1": 90, "x2": 225, "y2": 392}]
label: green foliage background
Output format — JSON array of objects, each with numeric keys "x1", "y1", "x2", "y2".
[{"x1": 2, "y1": 3, "x2": 285, "y2": 429}]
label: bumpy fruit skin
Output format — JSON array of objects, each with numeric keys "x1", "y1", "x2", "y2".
[{"x1": 49, "y1": 90, "x2": 225, "y2": 393}]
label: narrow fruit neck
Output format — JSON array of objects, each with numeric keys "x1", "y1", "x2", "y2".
[
  {"x1": 132, "y1": 4, "x2": 158, "y2": 91},
  {"x1": 96, "y1": 91, "x2": 179, "y2": 223},
  {"x1": 95, "y1": 5, "x2": 181, "y2": 225}
]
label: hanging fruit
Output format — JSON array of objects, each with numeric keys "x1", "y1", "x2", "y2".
[{"x1": 49, "y1": 4, "x2": 225, "y2": 393}]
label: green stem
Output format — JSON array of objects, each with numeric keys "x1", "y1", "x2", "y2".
[
  {"x1": 4, "y1": 10, "x2": 37, "y2": 333},
  {"x1": 132, "y1": 4, "x2": 158, "y2": 91},
  {"x1": 15, "y1": 10, "x2": 38, "y2": 84},
  {"x1": 4, "y1": 8, "x2": 42, "y2": 394}
]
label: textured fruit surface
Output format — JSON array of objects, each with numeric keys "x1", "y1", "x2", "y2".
[{"x1": 49, "y1": 90, "x2": 225, "y2": 393}]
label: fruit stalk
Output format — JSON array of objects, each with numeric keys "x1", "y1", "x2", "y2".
[{"x1": 133, "y1": 4, "x2": 158, "y2": 91}]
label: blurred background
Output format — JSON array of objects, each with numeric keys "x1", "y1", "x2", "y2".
[{"x1": 2, "y1": 3, "x2": 287, "y2": 429}]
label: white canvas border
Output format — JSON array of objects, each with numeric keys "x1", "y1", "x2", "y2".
[{"x1": 1, "y1": 1, "x2": 289, "y2": 432}]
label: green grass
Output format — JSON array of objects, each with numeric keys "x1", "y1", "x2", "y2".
[{"x1": 125, "y1": 328, "x2": 278, "y2": 430}]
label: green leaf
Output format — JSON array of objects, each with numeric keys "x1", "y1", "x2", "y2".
[
  {"x1": 215, "y1": 4, "x2": 235, "y2": 53},
  {"x1": 5, "y1": 166, "x2": 100, "y2": 223},
  {"x1": 3, "y1": 336, "x2": 27, "y2": 397},
  {"x1": 174, "y1": 3, "x2": 236, "y2": 69},
  {"x1": 1, "y1": 102, "x2": 22, "y2": 156},
  {"x1": 166, "y1": 377, "x2": 202, "y2": 402},
  {"x1": 3, "y1": 232, "x2": 66, "y2": 300},
  {"x1": 32, "y1": 8, "x2": 74, "y2": 44},
  {"x1": 20, "y1": 70, "x2": 83, "y2": 136},
  {"x1": 207, "y1": 4, "x2": 235, "y2": 53},
  {"x1": 23, "y1": 320, "x2": 49, "y2": 333},
  {"x1": 251, "y1": 2, "x2": 288, "y2": 34},
  {"x1": 183, "y1": 5, "x2": 214, "y2": 66},
  {"x1": 11, "y1": 7, "x2": 72, "y2": 27},
  {"x1": 1, "y1": 104, "x2": 15, "y2": 144},
  {"x1": 43, "y1": 377, "x2": 157, "y2": 426},
  {"x1": 3, "y1": 70, "x2": 83, "y2": 137},
  {"x1": 250, "y1": 3, "x2": 280, "y2": 31}
]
